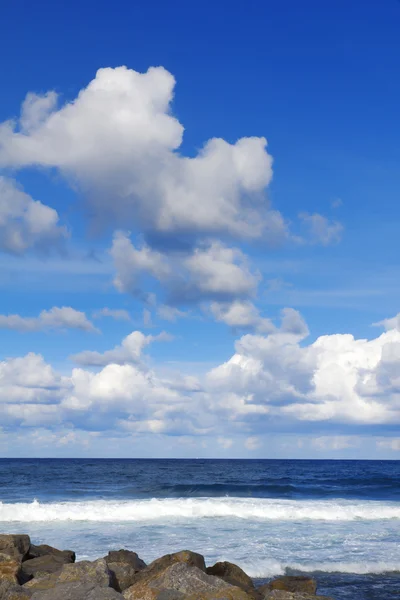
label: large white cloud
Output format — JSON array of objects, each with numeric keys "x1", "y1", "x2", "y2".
[
  {"x1": 1, "y1": 314, "x2": 400, "y2": 442},
  {"x1": 0, "y1": 176, "x2": 67, "y2": 255},
  {"x1": 0, "y1": 306, "x2": 98, "y2": 333},
  {"x1": 0, "y1": 66, "x2": 280, "y2": 242}
]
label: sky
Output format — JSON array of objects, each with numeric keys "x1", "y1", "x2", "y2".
[{"x1": 0, "y1": 0, "x2": 399, "y2": 458}]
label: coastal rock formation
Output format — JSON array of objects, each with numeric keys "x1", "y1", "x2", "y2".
[
  {"x1": 0, "y1": 534, "x2": 335, "y2": 600},
  {"x1": 123, "y1": 562, "x2": 253, "y2": 600},
  {"x1": 0, "y1": 536, "x2": 30, "y2": 562},
  {"x1": 104, "y1": 550, "x2": 147, "y2": 592},
  {"x1": 260, "y1": 576, "x2": 317, "y2": 595}
]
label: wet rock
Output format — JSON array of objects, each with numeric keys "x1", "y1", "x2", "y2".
[
  {"x1": 0, "y1": 560, "x2": 21, "y2": 585},
  {"x1": 260, "y1": 577, "x2": 317, "y2": 596},
  {"x1": 206, "y1": 560, "x2": 255, "y2": 592},
  {"x1": 27, "y1": 544, "x2": 75, "y2": 563},
  {"x1": 0, "y1": 538, "x2": 30, "y2": 562},
  {"x1": 123, "y1": 561, "x2": 253, "y2": 600}
]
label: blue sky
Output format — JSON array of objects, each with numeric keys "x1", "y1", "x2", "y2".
[{"x1": 0, "y1": 0, "x2": 399, "y2": 458}]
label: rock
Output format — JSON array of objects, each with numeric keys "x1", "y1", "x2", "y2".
[
  {"x1": 105, "y1": 550, "x2": 146, "y2": 572},
  {"x1": 0, "y1": 560, "x2": 21, "y2": 585},
  {"x1": 20, "y1": 554, "x2": 73, "y2": 581},
  {"x1": 107, "y1": 563, "x2": 138, "y2": 593},
  {"x1": 23, "y1": 558, "x2": 112, "y2": 592},
  {"x1": 206, "y1": 561, "x2": 255, "y2": 592},
  {"x1": 27, "y1": 544, "x2": 75, "y2": 563},
  {"x1": 0, "y1": 537, "x2": 30, "y2": 562},
  {"x1": 260, "y1": 577, "x2": 317, "y2": 596},
  {"x1": 128, "y1": 549, "x2": 206, "y2": 590},
  {"x1": 0, "y1": 580, "x2": 32, "y2": 600},
  {"x1": 261, "y1": 592, "x2": 334, "y2": 600},
  {"x1": 123, "y1": 562, "x2": 253, "y2": 600},
  {"x1": 104, "y1": 550, "x2": 147, "y2": 591},
  {"x1": 29, "y1": 581, "x2": 119, "y2": 600}
]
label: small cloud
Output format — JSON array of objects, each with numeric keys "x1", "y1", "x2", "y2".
[
  {"x1": 93, "y1": 307, "x2": 131, "y2": 322},
  {"x1": 217, "y1": 437, "x2": 233, "y2": 450},
  {"x1": 245, "y1": 436, "x2": 262, "y2": 451},
  {"x1": 143, "y1": 309, "x2": 153, "y2": 328},
  {"x1": 0, "y1": 306, "x2": 98, "y2": 333},
  {"x1": 299, "y1": 212, "x2": 343, "y2": 246},
  {"x1": 373, "y1": 313, "x2": 400, "y2": 332},
  {"x1": 311, "y1": 436, "x2": 356, "y2": 451},
  {"x1": 376, "y1": 438, "x2": 400, "y2": 451},
  {"x1": 331, "y1": 198, "x2": 343, "y2": 209}
]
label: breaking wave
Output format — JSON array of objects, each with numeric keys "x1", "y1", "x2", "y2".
[{"x1": 0, "y1": 497, "x2": 399, "y2": 522}]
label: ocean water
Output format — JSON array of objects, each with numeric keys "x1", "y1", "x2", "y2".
[{"x1": 0, "y1": 459, "x2": 399, "y2": 599}]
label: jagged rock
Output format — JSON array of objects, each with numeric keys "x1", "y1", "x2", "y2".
[
  {"x1": 23, "y1": 558, "x2": 112, "y2": 592},
  {"x1": 105, "y1": 550, "x2": 147, "y2": 592},
  {"x1": 27, "y1": 544, "x2": 75, "y2": 563},
  {"x1": 126, "y1": 549, "x2": 206, "y2": 591},
  {"x1": 123, "y1": 561, "x2": 253, "y2": 600},
  {"x1": 105, "y1": 550, "x2": 146, "y2": 571},
  {"x1": 260, "y1": 577, "x2": 317, "y2": 596},
  {"x1": 20, "y1": 554, "x2": 73, "y2": 581},
  {"x1": 0, "y1": 560, "x2": 21, "y2": 585},
  {"x1": 206, "y1": 561, "x2": 255, "y2": 592},
  {"x1": 0, "y1": 537, "x2": 30, "y2": 562}
]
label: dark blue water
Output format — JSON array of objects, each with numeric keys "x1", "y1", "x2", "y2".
[{"x1": 0, "y1": 459, "x2": 399, "y2": 599}]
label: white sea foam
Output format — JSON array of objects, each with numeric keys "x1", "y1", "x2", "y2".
[
  {"x1": 242, "y1": 559, "x2": 400, "y2": 577},
  {"x1": 0, "y1": 497, "x2": 399, "y2": 522}
]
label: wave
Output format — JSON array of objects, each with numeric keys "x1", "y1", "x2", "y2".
[
  {"x1": 240, "y1": 558, "x2": 400, "y2": 578},
  {"x1": 0, "y1": 497, "x2": 399, "y2": 522}
]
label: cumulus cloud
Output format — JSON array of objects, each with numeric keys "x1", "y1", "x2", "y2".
[
  {"x1": 374, "y1": 312, "x2": 400, "y2": 332},
  {"x1": 209, "y1": 300, "x2": 274, "y2": 333},
  {"x1": 299, "y1": 212, "x2": 343, "y2": 245},
  {"x1": 0, "y1": 307, "x2": 98, "y2": 333},
  {"x1": 0, "y1": 66, "x2": 283, "y2": 243},
  {"x1": 111, "y1": 233, "x2": 259, "y2": 304},
  {"x1": 70, "y1": 330, "x2": 171, "y2": 366},
  {"x1": 93, "y1": 307, "x2": 132, "y2": 321},
  {"x1": 2, "y1": 314, "x2": 400, "y2": 442},
  {"x1": 0, "y1": 176, "x2": 67, "y2": 255}
]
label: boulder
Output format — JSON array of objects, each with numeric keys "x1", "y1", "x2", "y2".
[
  {"x1": 127, "y1": 549, "x2": 206, "y2": 590},
  {"x1": 29, "y1": 581, "x2": 123, "y2": 600},
  {"x1": 206, "y1": 561, "x2": 255, "y2": 592},
  {"x1": 105, "y1": 550, "x2": 146, "y2": 572},
  {"x1": 261, "y1": 592, "x2": 334, "y2": 600},
  {"x1": 260, "y1": 577, "x2": 317, "y2": 596},
  {"x1": 20, "y1": 554, "x2": 73, "y2": 581},
  {"x1": 27, "y1": 544, "x2": 75, "y2": 563},
  {"x1": 0, "y1": 537, "x2": 30, "y2": 562},
  {"x1": 0, "y1": 560, "x2": 21, "y2": 585},
  {"x1": 123, "y1": 561, "x2": 253, "y2": 600},
  {"x1": 105, "y1": 550, "x2": 147, "y2": 591},
  {"x1": 23, "y1": 558, "x2": 112, "y2": 592},
  {"x1": 0, "y1": 580, "x2": 32, "y2": 600}
]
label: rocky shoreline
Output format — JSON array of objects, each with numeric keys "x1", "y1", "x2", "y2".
[{"x1": 0, "y1": 534, "x2": 334, "y2": 599}]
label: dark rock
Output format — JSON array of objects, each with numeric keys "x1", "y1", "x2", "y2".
[
  {"x1": 105, "y1": 550, "x2": 146, "y2": 571},
  {"x1": 107, "y1": 562, "x2": 138, "y2": 592},
  {"x1": 206, "y1": 561, "x2": 255, "y2": 592},
  {"x1": 123, "y1": 561, "x2": 253, "y2": 600},
  {"x1": 27, "y1": 544, "x2": 75, "y2": 563},
  {"x1": 20, "y1": 554, "x2": 72, "y2": 581},
  {"x1": 262, "y1": 592, "x2": 334, "y2": 600},
  {"x1": 260, "y1": 577, "x2": 317, "y2": 596},
  {"x1": 29, "y1": 581, "x2": 115, "y2": 600},
  {"x1": 0, "y1": 537, "x2": 30, "y2": 562},
  {"x1": 23, "y1": 558, "x2": 112, "y2": 592}
]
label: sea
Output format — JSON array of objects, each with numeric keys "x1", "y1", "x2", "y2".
[{"x1": 0, "y1": 459, "x2": 399, "y2": 599}]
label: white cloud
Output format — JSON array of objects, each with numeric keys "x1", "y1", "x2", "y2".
[
  {"x1": 93, "y1": 308, "x2": 131, "y2": 321},
  {"x1": 157, "y1": 305, "x2": 189, "y2": 322},
  {"x1": 217, "y1": 437, "x2": 233, "y2": 449},
  {"x1": 111, "y1": 233, "x2": 259, "y2": 304},
  {"x1": 374, "y1": 312, "x2": 400, "y2": 332},
  {"x1": 299, "y1": 212, "x2": 343, "y2": 245},
  {"x1": 210, "y1": 300, "x2": 274, "y2": 333},
  {"x1": 0, "y1": 66, "x2": 282, "y2": 242},
  {"x1": 0, "y1": 306, "x2": 98, "y2": 333},
  {"x1": 376, "y1": 438, "x2": 400, "y2": 451},
  {"x1": 0, "y1": 176, "x2": 67, "y2": 255},
  {"x1": 71, "y1": 330, "x2": 171, "y2": 366},
  {"x1": 0, "y1": 353, "x2": 62, "y2": 405},
  {"x1": 311, "y1": 436, "x2": 357, "y2": 451},
  {"x1": 245, "y1": 436, "x2": 262, "y2": 450}
]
